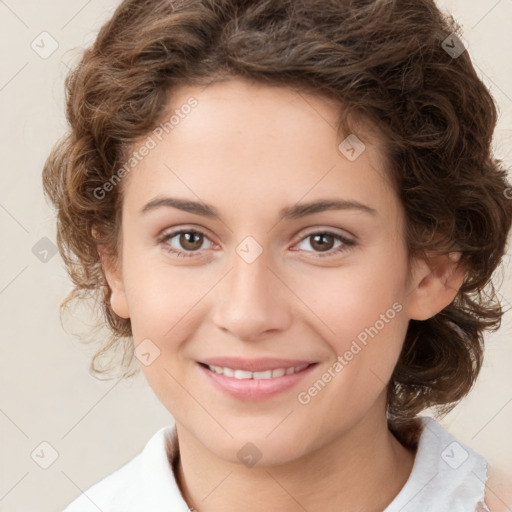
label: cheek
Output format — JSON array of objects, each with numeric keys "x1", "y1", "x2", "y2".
[
  {"x1": 293, "y1": 249, "x2": 408, "y2": 350},
  {"x1": 290, "y1": 245, "x2": 409, "y2": 403},
  {"x1": 292, "y1": 272, "x2": 408, "y2": 433},
  {"x1": 123, "y1": 247, "x2": 207, "y2": 336},
  {"x1": 125, "y1": 262, "x2": 201, "y2": 414},
  {"x1": 119, "y1": 249, "x2": 196, "y2": 379}
]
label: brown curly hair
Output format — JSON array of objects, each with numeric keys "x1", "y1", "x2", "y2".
[{"x1": 42, "y1": 0, "x2": 512, "y2": 429}]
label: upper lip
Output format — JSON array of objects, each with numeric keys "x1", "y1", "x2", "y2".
[{"x1": 199, "y1": 357, "x2": 317, "y2": 372}]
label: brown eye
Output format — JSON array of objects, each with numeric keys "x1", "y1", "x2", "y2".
[
  {"x1": 295, "y1": 231, "x2": 355, "y2": 258},
  {"x1": 309, "y1": 233, "x2": 336, "y2": 252},
  {"x1": 177, "y1": 231, "x2": 204, "y2": 251},
  {"x1": 159, "y1": 229, "x2": 212, "y2": 258}
]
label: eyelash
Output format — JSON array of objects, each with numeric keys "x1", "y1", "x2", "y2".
[{"x1": 157, "y1": 228, "x2": 356, "y2": 259}]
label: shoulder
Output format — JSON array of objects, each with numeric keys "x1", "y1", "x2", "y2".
[
  {"x1": 61, "y1": 426, "x2": 176, "y2": 512},
  {"x1": 62, "y1": 453, "x2": 144, "y2": 511},
  {"x1": 484, "y1": 465, "x2": 512, "y2": 512}
]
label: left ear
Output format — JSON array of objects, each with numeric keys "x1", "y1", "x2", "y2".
[{"x1": 406, "y1": 252, "x2": 466, "y2": 321}]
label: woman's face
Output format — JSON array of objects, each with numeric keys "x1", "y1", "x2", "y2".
[{"x1": 106, "y1": 79, "x2": 420, "y2": 464}]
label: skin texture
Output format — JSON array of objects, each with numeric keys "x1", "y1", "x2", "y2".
[
  {"x1": 101, "y1": 79, "x2": 467, "y2": 512},
  {"x1": 485, "y1": 466, "x2": 512, "y2": 512}
]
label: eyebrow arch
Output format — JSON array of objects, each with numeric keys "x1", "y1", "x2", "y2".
[
  {"x1": 140, "y1": 196, "x2": 377, "y2": 220},
  {"x1": 280, "y1": 199, "x2": 377, "y2": 219},
  {"x1": 141, "y1": 197, "x2": 219, "y2": 217}
]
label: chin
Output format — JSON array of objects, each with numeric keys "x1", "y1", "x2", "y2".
[{"x1": 208, "y1": 427, "x2": 308, "y2": 468}]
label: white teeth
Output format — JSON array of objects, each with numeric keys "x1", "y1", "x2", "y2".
[
  {"x1": 207, "y1": 364, "x2": 311, "y2": 379},
  {"x1": 234, "y1": 369, "x2": 253, "y2": 379},
  {"x1": 253, "y1": 370, "x2": 272, "y2": 379},
  {"x1": 271, "y1": 367, "x2": 286, "y2": 378},
  {"x1": 222, "y1": 367, "x2": 235, "y2": 377}
]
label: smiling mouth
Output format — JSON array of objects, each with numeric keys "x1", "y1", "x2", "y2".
[{"x1": 198, "y1": 362, "x2": 317, "y2": 380}]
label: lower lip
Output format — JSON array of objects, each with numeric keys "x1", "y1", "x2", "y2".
[{"x1": 198, "y1": 363, "x2": 318, "y2": 400}]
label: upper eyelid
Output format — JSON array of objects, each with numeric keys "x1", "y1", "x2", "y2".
[{"x1": 296, "y1": 227, "x2": 355, "y2": 241}]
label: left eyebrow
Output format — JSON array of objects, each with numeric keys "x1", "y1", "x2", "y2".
[
  {"x1": 139, "y1": 196, "x2": 378, "y2": 220},
  {"x1": 279, "y1": 199, "x2": 378, "y2": 219}
]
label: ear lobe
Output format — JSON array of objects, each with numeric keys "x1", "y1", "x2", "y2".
[
  {"x1": 98, "y1": 247, "x2": 130, "y2": 320},
  {"x1": 406, "y1": 252, "x2": 465, "y2": 321}
]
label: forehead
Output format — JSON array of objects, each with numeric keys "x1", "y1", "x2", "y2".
[{"x1": 121, "y1": 79, "x2": 399, "y2": 224}]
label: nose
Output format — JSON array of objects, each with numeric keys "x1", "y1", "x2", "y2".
[{"x1": 211, "y1": 250, "x2": 293, "y2": 342}]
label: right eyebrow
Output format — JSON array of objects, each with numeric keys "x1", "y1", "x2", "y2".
[{"x1": 140, "y1": 197, "x2": 219, "y2": 218}]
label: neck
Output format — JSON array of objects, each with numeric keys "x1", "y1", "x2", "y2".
[{"x1": 173, "y1": 409, "x2": 417, "y2": 512}]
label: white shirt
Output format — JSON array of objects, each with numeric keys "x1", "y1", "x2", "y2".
[{"x1": 62, "y1": 416, "x2": 490, "y2": 512}]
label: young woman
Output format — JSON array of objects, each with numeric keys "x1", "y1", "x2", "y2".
[{"x1": 43, "y1": 0, "x2": 512, "y2": 510}]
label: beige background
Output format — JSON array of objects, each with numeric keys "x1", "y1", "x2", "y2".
[{"x1": 0, "y1": 1, "x2": 511, "y2": 511}]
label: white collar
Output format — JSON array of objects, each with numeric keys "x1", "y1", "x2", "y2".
[{"x1": 64, "y1": 417, "x2": 489, "y2": 512}]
